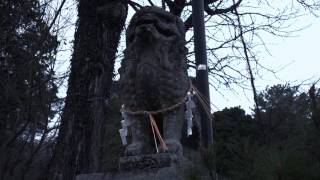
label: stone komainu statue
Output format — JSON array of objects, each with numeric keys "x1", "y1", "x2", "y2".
[{"x1": 118, "y1": 6, "x2": 190, "y2": 157}]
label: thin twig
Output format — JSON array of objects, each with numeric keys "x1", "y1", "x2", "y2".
[{"x1": 48, "y1": 0, "x2": 67, "y2": 31}]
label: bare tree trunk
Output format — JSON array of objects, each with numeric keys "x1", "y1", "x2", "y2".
[{"x1": 48, "y1": 0, "x2": 127, "y2": 179}]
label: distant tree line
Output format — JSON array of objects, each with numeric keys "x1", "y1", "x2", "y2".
[{"x1": 210, "y1": 84, "x2": 320, "y2": 180}]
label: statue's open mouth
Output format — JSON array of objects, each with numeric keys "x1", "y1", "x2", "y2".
[{"x1": 129, "y1": 15, "x2": 178, "y2": 42}]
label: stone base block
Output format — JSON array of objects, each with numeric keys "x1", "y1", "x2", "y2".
[
  {"x1": 76, "y1": 153, "x2": 184, "y2": 180},
  {"x1": 119, "y1": 153, "x2": 179, "y2": 171}
]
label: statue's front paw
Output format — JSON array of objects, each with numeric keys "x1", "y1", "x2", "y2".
[
  {"x1": 125, "y1": 142, "x2": 144, "y2": 156},
  {"x1": 165, "y1": 139, "x2": 182, "y2": 156}
]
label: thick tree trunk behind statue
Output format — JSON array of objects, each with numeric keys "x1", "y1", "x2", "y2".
[{"x1": 49, "y1": 1, "x2": 127, "y2": 179}]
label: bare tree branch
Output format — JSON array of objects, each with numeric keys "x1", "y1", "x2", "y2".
[
  {"x1": 233, "y1": 1, "x2": 262, "y2": 123},
  {"x1": 48, "y1": 0, "x2": 67, "y2": 31},
  {"x1": 204, "y1": 0, "x2": 243, "y2": 15}
]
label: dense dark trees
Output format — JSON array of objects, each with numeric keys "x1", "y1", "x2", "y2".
[
  {"x1": 211, "y1": 84, "x2": 320, "y2": 180},
  {"x1": 213, "y1": 107, "x2": 257, "y2": 175},
  {"x1": 0, "y1": 0, "x2": 60, "y2": 179}
]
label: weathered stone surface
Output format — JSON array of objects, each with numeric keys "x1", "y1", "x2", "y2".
[
  {"x1": 118, "y1": 6, "x2": 189, "y2": 157},
  {"x1": 76, "y1": 167, "x2": 181, "y2": 180},
  {"x1": 76, "y1": 152, "x2": 213, "y2": 180},
  {"x1": 119, "y1": 153, "x2": 178, "y2": 171}
]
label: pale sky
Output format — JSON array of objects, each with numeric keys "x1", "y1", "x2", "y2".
[{"x1": 211, "y1": 14, "x2": 320, "y2": 113}]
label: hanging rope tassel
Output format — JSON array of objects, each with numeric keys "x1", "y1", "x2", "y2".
[
  {"x1": 191, "y1": 84, "x2": 214, "y2": 119},
  {"x1": 150, "y1": 115, "x2": 159, "y2": 153},
  {"x1": 149, "y1": 113, "x2": 168, "y2": 153}
]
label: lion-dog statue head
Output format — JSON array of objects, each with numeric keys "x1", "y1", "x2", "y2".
[{"x1": 118, "y1": 6, "x2": 189, "y2": 157}]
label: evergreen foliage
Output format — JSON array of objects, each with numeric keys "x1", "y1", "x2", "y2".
[
  {"x1": 209, "y1": 84, "x2": 320, "y2": 180},
  {"x1": 0, "y1": 0, "x2": 60, "y2": 179}
]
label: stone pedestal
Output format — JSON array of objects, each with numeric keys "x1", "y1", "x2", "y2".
[
  {"x1": 119, "y1": 153, "x2": 179, "y2": 171},
  {"x1": 76, "y1": 153, "x2": 184, "y2": 180}
]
